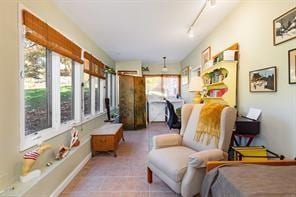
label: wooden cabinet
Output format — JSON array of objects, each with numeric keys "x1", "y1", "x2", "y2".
[
  {"x1": 119, "y1": 75, "x2": 146, "y2": 130},
  {"x1": 91, "y1": 123, "x2": 124, "y2": 157}
]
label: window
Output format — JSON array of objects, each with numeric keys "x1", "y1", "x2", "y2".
[
  {"x1": 145, "y1": 76, "x2": 163, "y2": 97},
  {"x1": 94, "y1": 77, "x2": 100, "y2": 112},
  {"x1": 145, "y1": 75, "x2": 180, "y2": 98},
  {"x1": 24, "y1": 39, "x2": 52, "y2": 136},
  {"x1": 83, "y1": 73, "x2": 91, "y2": 115},
  {"x1": 163, "y1": 76, "x2": 179, "y2": 97},
  {"x1": 60, "y1": 56, "x2": 74, "y2": 123},
  {"x1": 111, "y1": 74, "x2": 116, "y2": 107},
  {"x1": 101, "y1": 79, "x2": 106, "y2": 110}
]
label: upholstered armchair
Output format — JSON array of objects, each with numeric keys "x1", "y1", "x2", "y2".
[{"x1": 147, "y1": 104, "x2": 237, "y2": 197}]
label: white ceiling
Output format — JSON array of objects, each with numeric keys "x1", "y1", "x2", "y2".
[{"x1": 53, "y1": 0, "x2": 240, "y2": 64}]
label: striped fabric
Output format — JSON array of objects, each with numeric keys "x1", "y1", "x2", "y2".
[{"x1": 24, "y1": 150, "x2": 40, "y2": 160}]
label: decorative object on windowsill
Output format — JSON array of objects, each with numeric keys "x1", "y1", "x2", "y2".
[
  {"x1": 70, "y1": 127, "x2": 80, "y2": 149},
  {"x1": 249, "y1": 67, "x2": 277, "y2": 92},
  {"x1": 201, "y1": 46, "x2": 211, "y2": 70},
  {"x1": 288, "y1": 48, "x2": 296, "y2": 84},
  {"x1": 142, "y1": 66, "x2": 149, "y2": 72},
  {"x1": 273, "y1": 7, "x2": 296, "y2": 46},
  {"x1": 20, "y1": 143, "x2": 52, "y2": 183},
  {"x1": 182, "y1": 66, "x2": 189, "y2": 85},
  {"x1": 55, "y1": 145, "x2": 70, "y2": 160},
  {"x1": 162, "y1": 57, "x2": 168, "y2": 73},
  {"x1": 188, "y1": 76, "x2": 204, "y2": 103},
  {"x1": 104, "y1": 66, "x2": 116, "y2": 74}
]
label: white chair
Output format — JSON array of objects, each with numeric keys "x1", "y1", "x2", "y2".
[{"x1": 147, "y1": 104, "x2": 237, "y2": 197}]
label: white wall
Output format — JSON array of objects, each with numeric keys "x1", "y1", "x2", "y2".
[
  {"x1": 181, "y1": 0, "x2": 296, "y2": 158},
  {"x1": 142, "y1": 63, "x2": 181, "y2": 75},
  {"x1": 115, "y1": 60, "x2": 142, "y2": 76}
]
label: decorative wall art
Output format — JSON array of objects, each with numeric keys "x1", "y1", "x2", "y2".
[
  {"x1": 190, "y1": 66, "x2": 201, "y2": 80},
  {"x1": 289, "y1": 48, "x2": 296, "y2": 84},
  {"x1": 201, "y1": 46, "x2": 211, "y2": 69},
  {"x1": 273, "y1": 7, "x2": 296, "y2": 45},
  {"x1": 141, "y1": 66, "x2": 149, "y2": 72},
  {"x1": 249, "y1": 67, "x2": 277, "y2": 92},
  {"x1": 182, "y1": 66, "x2": 189, "y2": 85}
]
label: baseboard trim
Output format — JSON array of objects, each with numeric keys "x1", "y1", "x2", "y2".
[{"x1": 50, "y1": 153, "x2": 91, "y2": 197}]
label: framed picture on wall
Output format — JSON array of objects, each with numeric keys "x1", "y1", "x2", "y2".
[
  {"x1": 190, "y1": 66, "x2": 201, "y2": 79},
  {"x1": 289, "y1": 48, "x2": 296, "y2": 84},
  {"x1": 181, "y1": 67, "x2": 189, "y2": 85},
  {"x1": 201, "y1": 47, "x2": 211, "y2": 68},
  {"x1": 273, "y1": 7, "x2": 296, "y2": 45},
  {"x1": 249, "y1": 66, "x2": 277, "y2": 92}
]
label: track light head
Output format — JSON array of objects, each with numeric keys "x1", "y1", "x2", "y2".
[
  {"x1": 188, "y1": 27, "x2": 194, "y2": 38},
  {"x1": 209, "y1": 0, "x2": 216, "y2": 7}
]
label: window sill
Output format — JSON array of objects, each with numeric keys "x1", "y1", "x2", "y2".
[
  {"x1": 3, "y1": 136, "x2": 91, "y2": 196},
  {"x1": 20, "y1": 112, "x2": 106, "y2": 152},
  {"x1": 81, "y1": 111, "x2": 106, "y2": 125}
]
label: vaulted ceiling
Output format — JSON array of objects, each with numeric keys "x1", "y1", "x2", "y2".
[{"x1": 53, "y1": 0, "x2": 240, "y2": 64}]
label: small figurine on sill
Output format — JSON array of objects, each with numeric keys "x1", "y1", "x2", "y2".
[
  {"x1": 70, "y1": 127, "x2": 80, "y2": 149},
  {"x1": 20, "y1": 143, "x2": 52, "y2": 183},
  {"x1": 55, "y1": 145, "x2": 70, "y2": 160}
]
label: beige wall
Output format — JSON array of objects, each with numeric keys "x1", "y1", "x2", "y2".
[
  {"x1": 0, "y1": 0, "x2": 114, "y2": 193},
  {"x1": 181, "y1": 0, "x2": 296, "y2": 158},
  {"x1": 142, "y1": 63, "x2": 181, "y2": 75}
]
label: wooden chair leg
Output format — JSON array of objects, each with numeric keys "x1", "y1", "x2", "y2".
[{"x1": 147, "y1": 167, "x2": 153, "y2": 183}]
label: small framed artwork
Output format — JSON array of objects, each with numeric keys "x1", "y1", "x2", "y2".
[
  {"x1": 273, "y1": 7, "x2": 296, "y2": 45},
  {"x1": 190, "y1": 66, "x2": 201, "y2": 79},
  {"x1": 249, "y1": 66, "x2": 277, "y2": 92},
  {"x1": 289, "y1": 48, "x2": 296, "y2": 84},
  {"x1": 182, "y1": 66, "x2": 189, "y2": 85},
  {"x1": 201, "y1": 47, "x2": 211, "y2": 68}
]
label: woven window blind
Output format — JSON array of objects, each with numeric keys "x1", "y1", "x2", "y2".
[
  {"x1": 83, "y1": 51, "x2": 105, "y2": 79},
  {"x1": 23, "y1": 10, "x2": 83, "y2": 64}
]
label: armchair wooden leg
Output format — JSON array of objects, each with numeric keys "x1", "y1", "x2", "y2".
[{"x1": 147, "y1": 167, "x2": 153, "y2": 183}]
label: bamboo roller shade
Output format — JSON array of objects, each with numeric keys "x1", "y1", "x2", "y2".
[
  {"x1": 23, "y1": 10, "x2": 83, "y2": 64},
  {"x1": 84, "y1": 51, "x2": 106, "y2": 79}
]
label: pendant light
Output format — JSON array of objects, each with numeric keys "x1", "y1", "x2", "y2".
[{"x1": 162, "y1": 57, "x2": 168, "y2": 73}]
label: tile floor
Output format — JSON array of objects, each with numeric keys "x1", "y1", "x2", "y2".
[{"x1": 60, "y1": 123, "x2": 181, "y2": 197}]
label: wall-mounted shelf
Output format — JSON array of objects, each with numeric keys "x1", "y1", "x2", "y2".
[{"x1": 202, "y1": 44, "x2": 239, "y2": 107}]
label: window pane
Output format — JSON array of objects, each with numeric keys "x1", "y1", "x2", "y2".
[
  {"x1": 95, "y1": 77, "x2": 100, "y2": 112},
  {"x1": 101, "y1": 79, "x2": 106, "y2": 110},
  {"x1": 108, "y1": 74, "x2": 112, "y2": 99},
  {"x1": 163, "y1": 76, "x2": 179, "y2": 98},
  {"x1": 145, "y1": 76, "x2": 163, "y2": 97},
  {"x1": 83, "y1": 73, "x2": 91, "y2": 115},
  {"x1": 60, "y1": 56, "x2": 74, "y2": 123},
  {"x1": 112, "y1": 75, "x2": 116, "y2": 107},
  {"x1": 24, "y1": 39, "x2": 52, "y2": 135}
]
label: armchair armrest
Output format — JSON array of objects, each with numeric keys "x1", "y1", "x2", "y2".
[
  {"x1": 152, "y1": 134, "x2": 182, "y2": 149},
  {"x1": 188, "y1": 149, "x2": 227, "y2": 168}
]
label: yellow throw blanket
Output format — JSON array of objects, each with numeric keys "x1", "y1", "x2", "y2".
[{"x1": 195, "y1": 103, "x2": 227, "y2": 147}]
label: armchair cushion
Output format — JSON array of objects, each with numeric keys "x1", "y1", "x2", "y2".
[
  {"x1": 188, "y1": 149, "x2": 226, "y2": 168},
  {"x1": 152, "y1": 134, "x2": 182, "y2": 149},
  {"x1": 148, "y1": 146, "x2": 196, "y2": 182}
]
